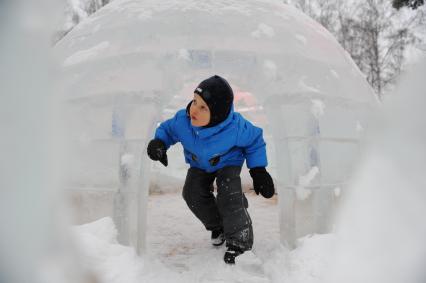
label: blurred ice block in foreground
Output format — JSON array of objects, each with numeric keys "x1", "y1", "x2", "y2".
[
  {"x1": 0, "y1": 1, "x2": 97, "y2": 282},
  {"x1": 329, "y1": 57, "x2": 426, "y2": 283}
]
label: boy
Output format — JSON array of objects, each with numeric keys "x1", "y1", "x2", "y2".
[{"x1": 147, "y1": 75, "x2": 275, "y2": 264}]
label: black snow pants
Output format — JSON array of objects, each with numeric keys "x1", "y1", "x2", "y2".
[{"x1": 182, "y1": 166, "x2": 253, "y2": 251}]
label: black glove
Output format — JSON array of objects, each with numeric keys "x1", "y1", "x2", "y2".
[
  {"x1": 249, "y1": 167, "x2": 275, "y2": 198},
  {"x1": 147, "y1": 139, "x2": 168, "y2": 167}
]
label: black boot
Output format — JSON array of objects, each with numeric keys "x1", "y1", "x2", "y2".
[
  {"x1": 211, "y1": 228, "x2": 225, "y2": 246},
  {"x1": 224, "y1": 246, "x2": 244, "y2": 264}
]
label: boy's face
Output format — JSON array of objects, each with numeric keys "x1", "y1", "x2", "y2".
[{"x1": 189, "y1": 93, "x2": 210, "y2": 127}]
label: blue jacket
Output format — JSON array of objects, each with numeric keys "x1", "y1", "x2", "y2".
[{"x1": 154, "y1": 106, "x2": 268, "y2": 173}]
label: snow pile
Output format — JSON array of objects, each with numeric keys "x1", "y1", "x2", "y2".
[
  {"x1": 71, "y1": 194, "x2": 337, "y2": 283},
  {"x1": 71, "y1": 217, "x2": 143, "y2": 282},
  {"x1": 71, "y1": 217, "x2": 178, "y2": 283},
  {"x1": 263, "y1": 234, "x2": 336, "y2": 283}
]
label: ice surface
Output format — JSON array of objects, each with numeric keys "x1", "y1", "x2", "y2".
[
  {"x1": 63, "y1": 41, "x2": 110, "y2": 66},
  {"x1": 310, "y1": 99, "x2": 325, "y2": 118},
  {"x1": 330, "y1": 69, "x2": 339, "y2": 79},
  {"x1": 295, "y1": 34, "x2": 307, "y2": 45},
  {"x1": 251, "y1": 23, "x2": 276, "y2": 38},
  {"x1": 295, "y1": 166, "x2": 319, "y2": 200},
  {"x1": 121, "y1": 153, "x2": 135, "y2": 166},
  {"x1": 333, "y1": 187, "x2": 341, "y2": 197}
]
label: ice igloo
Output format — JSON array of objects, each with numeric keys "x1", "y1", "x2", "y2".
[{"x1": 53, "y1": 0, "x2": 378, "y2": 252}]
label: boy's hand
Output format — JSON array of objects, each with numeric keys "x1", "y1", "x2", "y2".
[
  {"x1": 147, "y1": 139, "x2": 168, "y2": 167},
  {"x1": 249, "y1": 167, "x2": 275, "y2": 198}
]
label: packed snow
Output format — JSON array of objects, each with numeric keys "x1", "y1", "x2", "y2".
[{"x1": 71, "y1": 192, "x2": 336, "y2": 283}]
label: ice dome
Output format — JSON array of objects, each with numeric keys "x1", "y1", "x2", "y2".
[{"x1": 54, "y1": 0, "x2": 378, "y2": 251}]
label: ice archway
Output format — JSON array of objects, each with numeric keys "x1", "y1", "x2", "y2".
[{"x1": 54, "y1": 0, "x2": 377, "y2": 253}]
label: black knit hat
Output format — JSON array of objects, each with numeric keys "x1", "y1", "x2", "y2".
[{"x1": 193, "y1": 75, "x2": 234, "y2": 127}]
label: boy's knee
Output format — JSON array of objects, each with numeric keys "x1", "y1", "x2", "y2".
[{"x1": 182, "y1": 180, "x2": 212, "y2": 206}]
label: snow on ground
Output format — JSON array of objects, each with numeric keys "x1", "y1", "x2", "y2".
[{"x1": 71, "y1": 192, "x2": 336, "y2": 283}]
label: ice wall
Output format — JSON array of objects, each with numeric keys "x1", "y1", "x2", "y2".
[
  {"x1": 0, "y1": 2, "x2": 53, "y2": 282},
  {"x1": 54, "y1": 0, "x2": 378, "y2": 250},
  {"x1": 0, "y1": 1, "x2": 95, "y2": 282},
  {"x1": 329, "y1": 57, "x2": 426, "y2": 283}
]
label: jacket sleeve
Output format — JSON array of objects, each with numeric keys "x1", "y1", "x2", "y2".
[
  {"x1": 236, "y1": 118, "x2": 268, "y2": 169},
  {"x1": 154, "y1": 112, "x2": 181, "y2": 149}
]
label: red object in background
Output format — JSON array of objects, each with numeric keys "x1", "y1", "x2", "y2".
[{"x1": 234, "y1": 88, "x2": 268, "y2": 125}]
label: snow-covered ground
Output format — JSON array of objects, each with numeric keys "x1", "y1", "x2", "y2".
[{"x1": 72, "y1": 192, "x2": 335, "y2": 283}]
